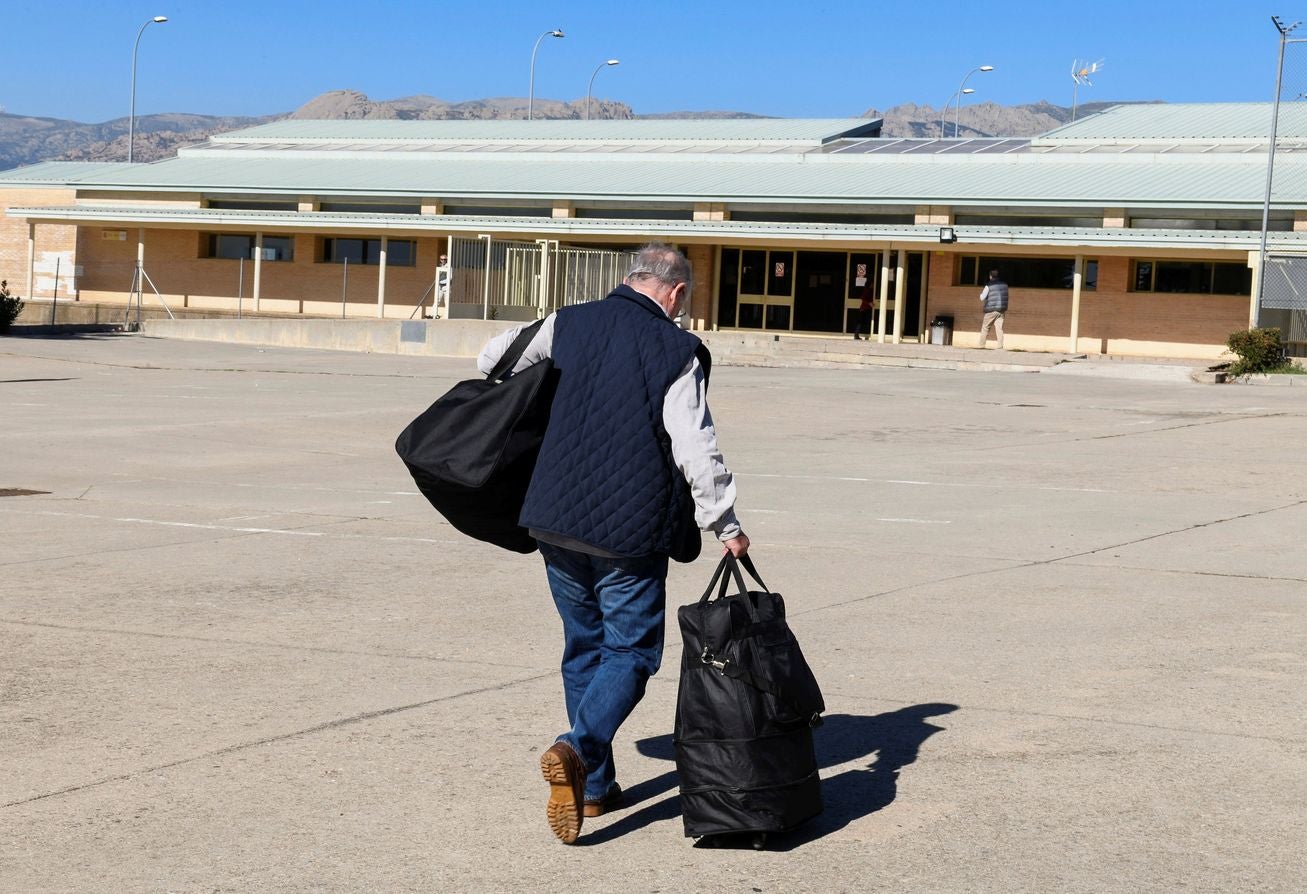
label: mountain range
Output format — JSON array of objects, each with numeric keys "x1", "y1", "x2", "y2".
[{"x1": 0, "y1": 90, "x2": 1149, "y2": 171}]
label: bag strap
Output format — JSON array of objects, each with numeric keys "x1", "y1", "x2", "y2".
[
  {"x1": 737, "y1": 554, "x2": 768, "y2": 591},
  {"x1": 486, "y1": 319, "x2": 545, "y2": 383},
  {"x1": 707, "y1": 659, "x2": 823, "y2": 729},
  {"x1": 695, "y1": 342, "x2": 712, "y2": 389}
]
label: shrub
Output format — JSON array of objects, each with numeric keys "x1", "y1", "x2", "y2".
[
  {"x1": 1226, "y1": 327, "x2": 1291, "y2": 377},
  {"x1": 0, "y1": 280, "x2": 24, "y2": 333}
]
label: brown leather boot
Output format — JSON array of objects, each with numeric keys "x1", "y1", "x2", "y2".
[
  {"x1": 540, "y1": 741, "x2": 587, "y2": 844},
  {"x1": 582, "y1": 782, "x2": 623, "y2": 818}
]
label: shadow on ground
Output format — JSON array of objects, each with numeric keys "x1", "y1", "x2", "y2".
[{"x1": 579, "y1": 702, "x2": 959, "y2": 847}]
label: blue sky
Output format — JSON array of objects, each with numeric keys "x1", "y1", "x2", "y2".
[{"x1": 1, "y1": 0, "x2": 1296, "y2": 122}]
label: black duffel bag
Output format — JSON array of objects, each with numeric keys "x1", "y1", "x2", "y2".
[
  {"x1": 395, "y1": 320, "x2": 556, "y2": 553},
  {"x1": 675, "y1": 554, "x2": 825, "y2": 843}
]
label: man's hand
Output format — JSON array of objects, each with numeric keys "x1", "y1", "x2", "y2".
[{"x1": 723, "y1": 533, "x2": 750, "y2": 557}]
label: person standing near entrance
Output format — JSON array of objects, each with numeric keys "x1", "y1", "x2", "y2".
[
  {"x1": 852, "y1": 284, "x2": 874, "y2": 340},
  {"x1": 432, "y1": 253, "x2": 452, "y2": 319},
  {"x1": 475, "y1": 243, "x2": 749, "y2": 845},
  {"x1": 977, "y1": 269, "x2": 1008, "y2": 349}
]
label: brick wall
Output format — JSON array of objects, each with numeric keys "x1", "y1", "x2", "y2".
[
  {"x1": 925, "y1": 251, "x2": 1248, "y2": 357},
  {"x1": 76, "y1": 228, "x2": 445, "y2": 318},
  {"x1": 0, "y1": 188, "x2": 78, "y2": 299},
  {"x1": 685, "y1": 243, "x2": 715, "y2": 330}
]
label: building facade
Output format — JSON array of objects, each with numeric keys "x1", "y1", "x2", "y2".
[{"x1": 4, "y1": 105, "x2": 1307, "y2": 358}]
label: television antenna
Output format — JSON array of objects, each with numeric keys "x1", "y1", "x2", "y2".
[{"x1": 1070, "y1": 58, "x2": 1105, "y2": 121}]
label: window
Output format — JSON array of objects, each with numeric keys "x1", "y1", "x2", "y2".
[
  {"x1": 207, "y1": 200, "x2": 298, "y2": 211},
  {"x1": 203, "y1": 234, "x2": 294, "y2": 261},
  {"x1": 718, "y1": 249, "x2": 739, "y2": 329},
  {"x1": 443, "y1": 205, "x2": 551, "y2": 217},
  {"x1": 574, "y1": 207, "x2": 694, "y2": 220},
  {"x1": 954, "y1": 213, "x2": 1103, "y2": 228},
  {"x1": 321, "y1": 238, "x2": 417, "y2": 266},
  {"x1": 956, "y1": 256, "x2": 1096, "y2": 290},
  {"x1": 320, "y1": 202, "x2": 421, "y2": 215},
  {"x1": 730, "y1": 210, "x2": 914, "y2": 225},
  {"x1": 1130, "y1": 216, "x2": 1293, "y2": 232},
  {"x1": 1130, "y1": 260, "x2": 1251, "y2": 295}
]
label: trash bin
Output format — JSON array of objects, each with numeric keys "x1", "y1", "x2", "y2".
[{"x1": 929, "y1": 315, "x2": 954, "y2": 346}]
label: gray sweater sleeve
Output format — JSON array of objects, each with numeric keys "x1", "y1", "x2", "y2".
[
  {"x1": 476, "y1": 314, "x2": 557, "y2": 375},
  {"x1": 663, "y1": 355, "x2": 742, "y2": 541}
]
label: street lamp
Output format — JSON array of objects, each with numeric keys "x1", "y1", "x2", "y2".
[
  {"x1": 585, "y1": 59, "x2": 620, "y2": 120},
  {"x1": 1256, "y1": 16, "x2": 1306, "y2": 324},
  {"x1": 528, "y1": 28, "x2": 565, "y2": 121},
  {"x1": 954, "y1": 65, "x2": 993, "y2": 137},
  {"x1": 938, "y1": 89, "x2": 974, "y2": 138},
  {"x1": 128, "y1": 15, "x2": 168, "y2": 163}
]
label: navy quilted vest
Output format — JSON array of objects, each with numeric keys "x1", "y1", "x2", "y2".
[{"x1": 520, "y1": 285, "x2": 702, "y2": 559}]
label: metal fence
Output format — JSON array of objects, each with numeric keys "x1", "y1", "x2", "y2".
[
  {"x1": 446, "y1": 235, "x2": 634, "y2": 318},
  {"x1": 1261, "y1": 254, "x2": 1307, "y2": 311}
]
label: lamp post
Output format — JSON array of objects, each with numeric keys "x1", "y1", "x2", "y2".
[
  {"x1": 128, "y1": 15, "x2": 168, "y2": 163},
  {"x1": 528, "y1": 28, "x2": 565, "y2": 121},
  {"x1": 585, "y1": 59, "x2": 620, "y2": 120},
  {"x1": 939, "y1": 89, "x2": 974, "y2": 137},
  {"x1": 953, "y1": 65, "x2": 993, "y2": 137},
  {"x1": 1256, "y1": 17, "x2": 1306, "y2": 325}
]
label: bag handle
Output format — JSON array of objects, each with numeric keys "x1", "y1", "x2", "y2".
[
  {"x1": 699, "y1": 553, "x2": 769, "y2": 623},
  {"x1": 486, "y1": 318, "x2": 545, "y2": 383}
]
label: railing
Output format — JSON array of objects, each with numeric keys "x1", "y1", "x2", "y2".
[{"x1": 446, "y1": 235, "x2": 634, "y2": 318}]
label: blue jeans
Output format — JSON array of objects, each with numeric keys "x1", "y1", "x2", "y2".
[{"x1": 539, "y1": 542, "x2": 668, "y2": 801}]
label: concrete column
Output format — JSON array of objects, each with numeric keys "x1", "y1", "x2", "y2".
[
  {"x1": 1069, "y1": 254, "x2": 1084, "y2": 352},
  {"x1": 136, "y1": 229, "x2": 146, "y2": 324},
  {"x1": 1248, "y1": 251, "x2": 1262, "y2": 329},
  {"x1": 892, "y1": 249, "x2": 907, "y2": 344},
  {"x1": 252, "y1": 231, "x2": 264, "y2": 312},
  {"x1": 917, "y1": 252, "x2": 930, "y2": 342},
  {"x1": 376, "y1": 236, "x2": 388, "y2": 318},
  {"x1": 26, "y1": 223, "x2": 35, "y2": 300},
  {"x1": 876, "y1": 249, "x2": 892, "y2": 343}
]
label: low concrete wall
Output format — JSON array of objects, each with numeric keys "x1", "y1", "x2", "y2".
[
  {"x1": 142, "y1": 317, "x2": 518, "y2": 358},
  {"x1": 138, "y1": 318, "x2": 1076, "y2": 373}
]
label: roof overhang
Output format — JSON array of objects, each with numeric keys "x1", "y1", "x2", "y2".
[{"x1": 9, "y1": 205, "x2": 1303, "y2": 253}]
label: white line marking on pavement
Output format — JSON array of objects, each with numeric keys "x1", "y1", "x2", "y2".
[
  {"x1": 113, "y1": 517, "x2": 324, "y2": 536},
  {"x1": 1, "y1": 507, "x2": 462, "y2": 547},
  {"x1": 743, "y1": 473, "x2": 1107, "y2": 494},
  {"x1": 876, "y1": 517, "x2": 952, "y2": 525}
]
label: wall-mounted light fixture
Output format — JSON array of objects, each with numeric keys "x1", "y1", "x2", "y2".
[{"x1": 939, "y1": 226, "x2": 957, "y2": 243}]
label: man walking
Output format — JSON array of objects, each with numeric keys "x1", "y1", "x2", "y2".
[
  {"x1": 977, "y1": 269, "x2": 1008, "y2": 349},
  {"x1": 476, "y1": 243, "x2": 749, "y2": 844}
]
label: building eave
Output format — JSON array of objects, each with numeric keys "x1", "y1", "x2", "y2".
[{"x1": 9, "y1": 204, "x2": 1304, "y2": 252}]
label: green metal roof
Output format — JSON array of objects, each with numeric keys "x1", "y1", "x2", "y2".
[
  {"x1": 216, "y1": 118, "x2": 882, "y2": 144},
  {"x1": 1039, "y1": 102, "x2": 1307, "y2": 142},
  {"x1": 42, "y1": 150, "x2": 1307, "y2": 209},
  {"x1": 0, "y1": 161, "x2": 134, "y2": 183}
]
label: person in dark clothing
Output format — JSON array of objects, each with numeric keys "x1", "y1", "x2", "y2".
[
  {"x1": 476, "y1": 243, "x2": 749, "y2": 845},
  {"x1": 852, "y1": 285, "x2": 874, "y2": 340},
  {"x1": 978, "y1": 269, "x2": 1009, "y2": 349}
]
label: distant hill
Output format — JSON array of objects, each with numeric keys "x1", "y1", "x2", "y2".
[
  {"x1": 0, "y1": 92, "x2": 1158, "y2": 171},
  {"x1": 0, "y1": 111, "x2": 273, "y2": 170},
  {"x1": 866, "y1": 99, "x2": 1160, "y2": 139}
]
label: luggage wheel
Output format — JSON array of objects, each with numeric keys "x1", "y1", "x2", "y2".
[{"x1": 694, "y1": 832, "x2": 767, "y2": 850}]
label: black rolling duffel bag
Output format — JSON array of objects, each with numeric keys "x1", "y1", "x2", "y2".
[
  {"x1": 394, "y1": 320, "x2": 556, "y2": 554},
  {"x1": 674, "y1": 554, "x2": 825, "y2": 846}
]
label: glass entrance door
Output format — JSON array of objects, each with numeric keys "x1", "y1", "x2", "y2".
[{"x1": 724, "y1": 248, "x2": 794, "y2": 331}]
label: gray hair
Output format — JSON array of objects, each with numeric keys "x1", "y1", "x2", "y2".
[{"x1": 627, "y1": 243, "x2": 692, "y2": 290}]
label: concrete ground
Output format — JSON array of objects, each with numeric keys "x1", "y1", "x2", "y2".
[{"x1": 1, "y1": 333, "x2": 1303, "y2": 894}]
